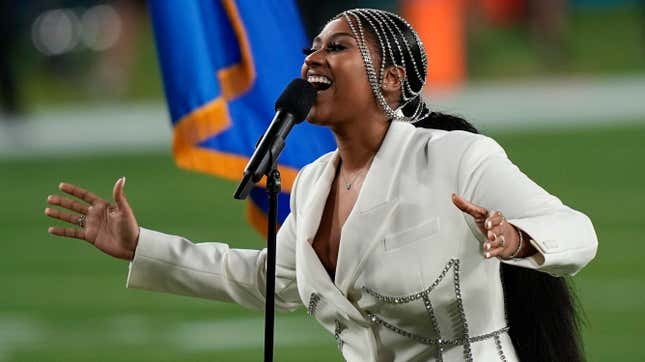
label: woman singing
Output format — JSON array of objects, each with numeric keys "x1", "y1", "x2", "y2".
[{"x1": 45, "y1": 8, "x2": 597, "y2": 361}]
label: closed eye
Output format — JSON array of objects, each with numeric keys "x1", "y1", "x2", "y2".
[
  {"x1": 326, "y1": 43, "x2": 346, "y2": 52},
  {"x1": 302, "y1": 47, "x2": 317, "y2": 56},
  {"x1": 302, "y1": 43, "x2": 347, "y2": 56}
]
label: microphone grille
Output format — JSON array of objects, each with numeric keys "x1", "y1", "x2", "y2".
[{"x1": 275, "y1": 79, "x2": 317, "y2": 122}]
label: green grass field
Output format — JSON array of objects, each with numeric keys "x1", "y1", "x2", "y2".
[{"x1": 1, "y1": 122, "x2": 644, "y2": 361}]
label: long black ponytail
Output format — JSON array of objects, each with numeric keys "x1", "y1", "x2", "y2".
[{"x1": 413, "y1": 110, "x2": 586, "y2": 362}]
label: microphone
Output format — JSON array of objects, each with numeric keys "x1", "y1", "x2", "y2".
[{"x1": 234, "y1": 79, "x2": 317, "y2": 200}]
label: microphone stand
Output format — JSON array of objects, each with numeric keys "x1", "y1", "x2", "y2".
[
  {"x1": 263, "y1": 161, "x2": 280, "y2": 362},
  {"x1": 233, "y1": 79, "x2": 315, "y2": 362},
  {"x1": 234, "y1": 149, "x2": 280, "y2": 362}
]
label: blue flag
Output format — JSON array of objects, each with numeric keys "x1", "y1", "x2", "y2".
[{"x1": 148, "y1": 0, "x2": 335, "y2": 230}]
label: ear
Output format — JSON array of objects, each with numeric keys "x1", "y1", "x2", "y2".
[
  {"x1": 381, "y1": 65, "x2": 406, "y2": 93},
  {"x1": 381, "y1": 65, "x2": 405, "y2": 108}
]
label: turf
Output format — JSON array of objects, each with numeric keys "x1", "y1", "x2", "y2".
[{"x1": 1, "y1": 123, "x2": 643, "y2": 361}]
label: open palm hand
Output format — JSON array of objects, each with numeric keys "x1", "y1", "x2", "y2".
[{"x1": 45, "y1": 177, "x2": 139, "y2": 261}]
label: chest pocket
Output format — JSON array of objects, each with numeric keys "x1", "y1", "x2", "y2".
[{"x1": 383, "y1": 217, "x2": 440, "y2": 252}]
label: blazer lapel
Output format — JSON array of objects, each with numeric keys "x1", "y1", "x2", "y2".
[
  {"x1": 335, "y1": 122, "x2": 415, "y2": 294},
  {"x1": 294, "y1": 122, "x2": 416, "y2": 320},
  {"x1": 299, "y1": 152, "x2": 339, "y2": 243},
  {"x1": 295, "y1": 157, "x2": 369, "y2": 321}
]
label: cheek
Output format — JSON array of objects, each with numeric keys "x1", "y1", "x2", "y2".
[{"x1": 334, "y1": 58, "x2": 371, "y2": 96}]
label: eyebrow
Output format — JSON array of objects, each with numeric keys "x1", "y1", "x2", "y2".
[{"x1": 312, "y1": 32, "x2": 356, "y2": 44}]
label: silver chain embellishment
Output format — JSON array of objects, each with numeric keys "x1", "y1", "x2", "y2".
[
  {"x1": 343, "y1": 11, "x2": 399, "y2": 120},
  {"x1": 334, "y1": 319, "x2": 347, "y2": 352},
  {"x1": 363, "y1": 259, "x2": 503, "y2": 361},
  {"x1": 494, "y1": 334, "x2": 508, "y2": 361},
  {"x1": 307, "y1": 292, "x2": 321, "y2": 315},
  {"x1": 336, "y1": 9, "x2": 430, "y2": 122},
  {"x1": 367, "y1": 312, "x2": 510, "y2": 348},
  {"x1": 422, "y1": 295, "x2": 445, "y2": 361}
]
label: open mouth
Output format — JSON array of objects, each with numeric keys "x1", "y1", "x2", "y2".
[{"x1": 307, "y1": 75, "x2": 332, "y2": 91}]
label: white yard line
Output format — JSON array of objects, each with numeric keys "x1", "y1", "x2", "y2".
[
  {"x1": 428, "y1": 74, "x2": 645, "y2": 130},
  {"x1": 0, "y1": 103, "x2": 171, "y2": 160},
  {"x1": 0, "y1": 316, "x2": 45, "y2": 362},
  {"x1": 1, "y1": 75, "x2": 644, "y2": 160},
  {"x1": 0, "y1": 313, "x2": 329, "y2": 358},
  {"x1": 168, "y1": 316, "x2": 331, "y2": 351}
]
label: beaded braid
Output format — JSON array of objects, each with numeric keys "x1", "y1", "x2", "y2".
[
  {"x1": 373, "y1": 11, "x2": 425, "y2": 99},
  {"x1": 342, "y1": 12, "x2": 399, "y2": 120},
  {"x1": 335, "y1": 8, "x2": 429, "y2": 122},
  {"x1": 363, "y1": 11, "x2": 413, "y2": 101},
  {"x1": 370, "y1": 11, "x2": 430, "y2": 122},
  {"x1": 356, "y1": 12, "x2": 399, "y2": 94}
]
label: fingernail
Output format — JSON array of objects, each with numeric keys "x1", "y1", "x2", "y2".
[
  {"x1": 485, "y1": 252, "x2": 491, "y2": 258},
  {"x1": 47, "y1": 195, "x2": 52, "y2": 201},
  {"x1": 121, "y1": 176, "x2": 126, "y2": 185},
  {"x1": 485, "y1": 243, "x2": 491, "y2": 250},
  {"x1": 47, "y1": 227, "x2": 53, "y2": 233},
  {"x1": 58, "y1": 182, "x2": 64, "y2": 189}
]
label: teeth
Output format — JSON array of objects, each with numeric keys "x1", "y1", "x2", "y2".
[{"x1": 307, "y1": 75, "x2": 331, "y2": 85}]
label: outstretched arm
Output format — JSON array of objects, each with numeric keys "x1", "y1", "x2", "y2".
[
  {"x1": 454, "y1": 135, "x2": 598, "y2": 276},
  {"x1": 45, "y1": 176, "x2": 301, "y2": 311}
]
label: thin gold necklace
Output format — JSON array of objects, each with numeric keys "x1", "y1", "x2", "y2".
[{"x1": 339, "y1": 157, "x2": 374, "y2": 191}]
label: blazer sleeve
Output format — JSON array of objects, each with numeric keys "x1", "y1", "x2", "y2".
[
  {"x1": 125, "y1": 175, "x2": 303, "y2": 312},
  {"x1": 457, "y1": 134, "x2": 598, "y2": 276}
]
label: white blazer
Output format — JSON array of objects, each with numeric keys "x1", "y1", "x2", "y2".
[{"x1": 127, "y1": 121, "x2": 598, "y2": 361}]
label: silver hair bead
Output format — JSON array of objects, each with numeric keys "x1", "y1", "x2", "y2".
[
  {"x1": 387, "y1": 11, "x2": 429, "y2": 73},
  {"x1": 353, "y1": 11, "x2": 390, "y2": 90},
  {"x1": 370, "y1": 10, "x2": 420, "y2": 101},
  {"x1": 358, "y1": 8, "x2": 427, "y2": 95},
  {"x1": 376, "y1": 12, "x2": 426, "y2": 96},
  {"x1": 343, "y1": 11, "x2": 399, "y2": 120},
  {"x1": 352, "y1": 9, "x2": 416, "y2": 106},
  {"x1": 365, "y1": 10, "x2": 419, "y2": 105},
  {"x1": 346, "y1": 11, "x2": 398, "y2": 120},
  {"x1": 340, "y1": 9, "x2": 430, "y2": 122}
]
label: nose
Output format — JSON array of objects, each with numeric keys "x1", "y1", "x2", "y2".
[{"x1": 304, "y1": 49, "x2": 324, "y2": 68}]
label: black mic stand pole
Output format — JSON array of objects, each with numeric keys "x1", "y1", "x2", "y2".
[
  {"x1": 263, "y1": 153, "x2": 280, "y2": 362},
  {"x1": 233, "y1": 148, "x2": 281, "y2": 362}
]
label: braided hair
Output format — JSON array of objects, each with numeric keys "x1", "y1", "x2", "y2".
[{"x1": 334, "y1": 8, "x2": 430, "y2": 122}]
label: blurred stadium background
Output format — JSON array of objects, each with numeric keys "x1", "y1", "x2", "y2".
[{"x1": 1, "y1": 0, "x2": 644, "y2": 361}]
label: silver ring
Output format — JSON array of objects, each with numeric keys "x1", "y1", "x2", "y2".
[{"x1": 77, "y1": 215, "x2": 86, "y2": 228}]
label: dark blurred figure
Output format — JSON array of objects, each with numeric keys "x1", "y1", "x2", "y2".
[
  {"x1": 526, "y1": 0, "x2": 569, "y2": 70},
  {"x1": 296, "y1": 0, "x2": 397, "y2": 38},
  {"x1": 471, "y1": 0, "x2": 569, "y2": 71},
  {"x1": 642, "y1": 0, "x2": 645, "y2": 54},
  {"x1": 91, "y1": 0, "x2": 147, "y2": 98},
  {"x1": 0, "y1": 0, "x2": 24, "y2": 118}
]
